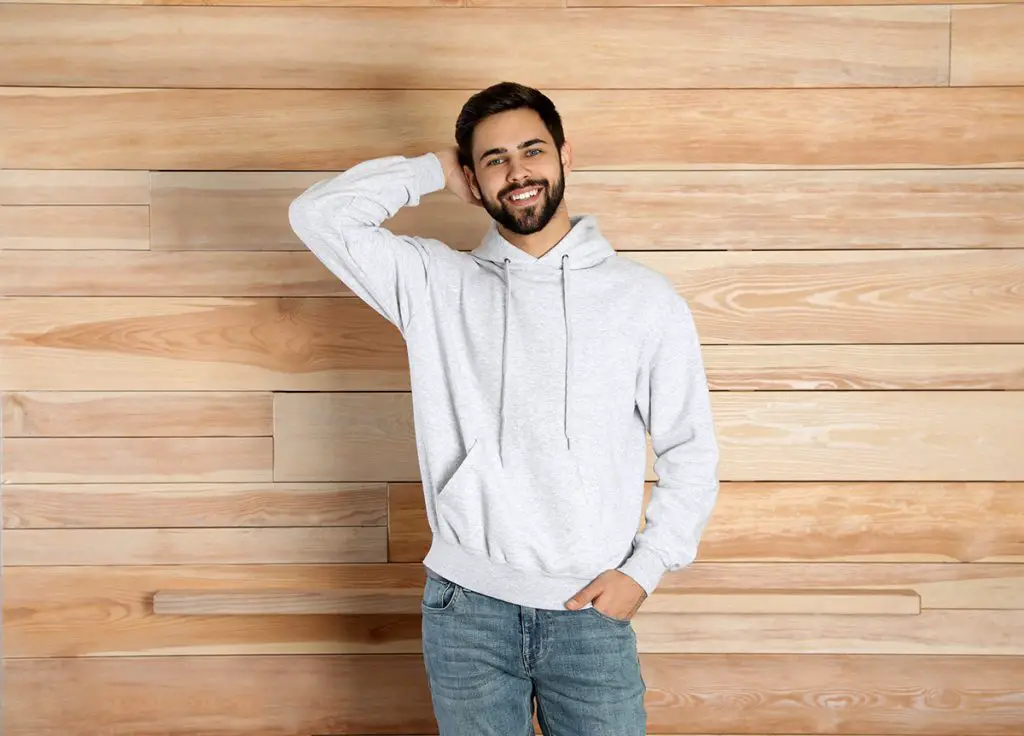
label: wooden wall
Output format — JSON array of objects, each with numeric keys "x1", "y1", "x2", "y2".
[{"x1": 2, "y1": 1, "x2": 1023, "y2": 734}]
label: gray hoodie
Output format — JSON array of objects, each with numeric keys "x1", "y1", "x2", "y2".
[{"x1": 289, "y1": 152, "x2": 720, "y2": 611}]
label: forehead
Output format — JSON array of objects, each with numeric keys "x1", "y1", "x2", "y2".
[{"x1": 472, "y1": 108, "x2": 549, "y2": 157}]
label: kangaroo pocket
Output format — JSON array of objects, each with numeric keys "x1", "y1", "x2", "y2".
[{"x1": 434, "y1": 436, "x2": 627, "y2": 579}]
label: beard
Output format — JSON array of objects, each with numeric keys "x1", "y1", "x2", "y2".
[{"x1": 480, "y1": 162, "x2": 566, "y2": 236}]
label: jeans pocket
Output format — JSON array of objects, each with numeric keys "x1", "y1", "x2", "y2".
[
  {"x1": 587, "y1": 605, "x2": 632, "y2": 626},
  {"x1": 421, "y1": 571, "x2": 460, "y2": 613}
]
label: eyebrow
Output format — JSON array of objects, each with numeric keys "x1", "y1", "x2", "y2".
[{"x1": 478, "y1": 138, "x2": 548, "y2": 163}]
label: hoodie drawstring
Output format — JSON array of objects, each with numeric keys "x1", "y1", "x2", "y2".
[
  {"x1": 561, "y1": 254, "x2": 572, "y2": 451},
  {"x1": 499, "y1": 258, "x2": 512, "y2": 466},
  {"x1": 497, "y1": 255, "x2": 573, "y2": 467}
]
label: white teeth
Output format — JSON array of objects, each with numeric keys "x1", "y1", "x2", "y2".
[{"x1": 510, "y1": 189, "x2": 539, "y2": 201}]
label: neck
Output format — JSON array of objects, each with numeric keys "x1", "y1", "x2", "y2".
[{"x1": 498, "y1": 203, "x2": 572, "y2": 259}]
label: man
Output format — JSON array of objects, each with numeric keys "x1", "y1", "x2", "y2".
[{"x1": 289, "y1": 81, "x2": 720, "y2": 735}]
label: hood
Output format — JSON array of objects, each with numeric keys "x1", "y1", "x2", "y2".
[{"x1": 470, "y1": 214, "x2": 617, "y2": 466}]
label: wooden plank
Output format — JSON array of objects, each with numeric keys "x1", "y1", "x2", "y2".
[
  {"x1": 4, "y1": 654, "x2": 1022, "y2": 734},
  {"x1": 0, "y1": 0, "x2": 462, "y2": 5},
  {"x1": 573, "y1": 0, "x2": 1024, "y2": 6},
  {"x1": 0, "y1": 297, "x2": 410, "y2": 392},
  {"x1": 0, "y1": 251, "x2": 342, "y2": 296},
  {"x1": 700, "y1": 345, "x2": 1024, "y2": 391},
  {"x1": 2, "y1": 437, "x2": 274, "y2": 483},
  {"x1": 5, "y1": 563, "x2": 1021, "y2": 658},
  {"x1": 0, "y1": 205, "x2": 149, "y2": 250},
  {"x1": 274, "y1": 392, "x2": 421, "y2": 482},
  {"x1": 4, "y1": 298, "x2": 1024, "y2": 391},
  {"x1": 951, "y1": 5, "x2": 1024, "y2": 86},
  {"x1": 276, "y1": 391, "x2": 1024, "y2": 482},
  {"x1": 151, "y1": 168, "x2": 1024, "y2": 252},
  {"x1": 639, "y1": 249, "x2": 1024, "y2": 344},
  {"x1": 712, "y1": 392, "x2": 1024, "y2": 481},
  {"x1": 150, "y1": 587, "x2": 920, "y2": 615},
  {"x1": 387, "y1": 481, "x2": 1024, "y2": 563},
  {"x1": 5, "y1": 88, "x2": 1023, "y2": 170},
  {"x1": 2, "y1": 482, "x2": 387, "y2": 528},
  {"x1": 1, "y1": 392, "x2": 272, "y2": 437},
  {"x1": 0, "y1": 6, "x2": 949, "y2": 89},
  {"x1": 2, "y1": 527, "x2": 387, "y2": 565},
  {"x1": 0, "y1": 169, "x2": 149, "y2": 205},
  {"x1": 7, "y1": 250, "x2": 1020, "y2": 343}
]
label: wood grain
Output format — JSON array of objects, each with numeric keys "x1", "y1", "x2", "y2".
[
  {"x1": 151, "y1": 168, "x2": 1024, "y2": 252},
  {"x1": 2, "y1": 482, "x2": 386, "y2": 528},
  {"x1": 0, "y1": 297, "x2": 410, "y2": 391},
  {"x1": 6, "y1": 250, "x2": 1019, "y2": 345},
  {"x1": 387, "y1": 481, "x2": 1024, "y2": 563},
  {"x1": 2, "y1": 391, "x2": 272, "y2": 437},
  {"x1": 4, "y1": 654, "x2": 1023, "y2": 735},
  {"x1": 5, "y1": 88, "x2": 1023, "y2": 170},
  {"x1": 0, "y1": 205, "x2": 149, "y2": 251},
  {"x1": 642, "y1": 249, "x2": 1024, "y2": 344},
  {"x1": 0, "y1": 169, "x2": 149, "y2": 205},
  {"x1": 276, "y1": 391, "x2": 1024, "y2": 482},
  {"x1": 951, "y1": 5, "x2": 1024, "y2": 86},
  {"x1": 0, "y1": 251, "x2": 343, "y2": 296},
  {"x1": 2, "y1": 437, "x2": 274, "y2": 483},
  {"x1": 5, "y1": 563, "x2": 1021, "y2": 658},
  {"x1": 4, "y1": 298, "x2": 1023, "y2": 391},
  {"x1": 0, "y1": 5, "x2": 950, "y2": 89},
  {"x1": 3, "y1": 527, "x2": 387, "y2": 566}
]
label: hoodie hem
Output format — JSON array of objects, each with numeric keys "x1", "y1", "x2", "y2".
[{"x1": 422, "y1": 535, "x2": 602, "y2": 612}]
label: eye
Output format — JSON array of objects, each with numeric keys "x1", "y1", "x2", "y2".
[
  {"x1": 486, "y1": 157, "x2": 504, "y2": 167},
  {"x1": 526, "y1": 149, "x2": 542, "y2": 156}
]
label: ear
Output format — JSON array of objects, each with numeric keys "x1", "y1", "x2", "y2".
[
  {"x1": 464, "y1": 164, "x2": 482, "y2": 201},
  {"x1": 560, "y1": 140, "x2": 573, "y2": 175}
]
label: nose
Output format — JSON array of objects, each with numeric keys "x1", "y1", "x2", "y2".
[{"x1": 506, "y1": 156, "x2": 530, "y2": 183}]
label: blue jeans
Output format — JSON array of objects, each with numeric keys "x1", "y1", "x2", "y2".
[{"x1": 420, "y1": 567, "x2": 647, "y2": 735}]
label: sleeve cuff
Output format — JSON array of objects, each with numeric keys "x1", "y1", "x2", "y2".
[
  {"x1": 409, "y1": 152, "x2": 446, "y2": 198},
  {"x1": 616, "y1": 544, "x2": 669, "y2": 597}
]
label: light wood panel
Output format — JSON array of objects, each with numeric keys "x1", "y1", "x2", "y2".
[
  {"x1": 151, "y1": 169, "x2": 1024, "y2": 252},
  {"x1": 275, "y1": 391, "x2": 1024, "y2": 482},
  {"x1": 2, "y1": 391, "x2": 272, "y2": 437},
  {"x1": 0, "y1": 169, "x2": 149, "y2": 205},
  {"x1": 0, "y1": 205, "x2": 149, "y2": 251},
  {"x1": 0, "y1": 0, "x2": 462, "y2": 5},
  {"x1": 0, "y1": 297, "x2": 411, "y2": 392},
  {"x1": 5, "y1": 654, "x2": 1023, "y2": 735},
  {"x1": 0, "y1": 251, "x2": 342, "y2": 296},
  {"x1": 3, "y1": 527, "x2": 388, "y2": 566},
  {"x1": 2, "y1": 482, "x2": 386, "y2": 528},
  {"x1": 5, "y1": 250, "x2": 1020, "y2": 345},
  {"x1": 640, "y1": 249, "x2": 1024, "y2": 344},
  {"x1": 951, "y1": 5, "x2": 1024, "y2": 86},
  {"x1": 0, "y1": 6, "x2": 950, "y2": 89},
  {"x1": 4, "y1": 297, "x2": 1023, "y2": 391},
  {"x1": 388, "y1": 481, "x2": 1024, "y2": 563},
  {"x1": 2, "y1": 437, "x2": 274, "y2": 483},
  {"x1": 6, "y1": 88, "x2": 1024, "y2": 170},
  {"x1": 5, "y1": 563, "x2": 1021, "y2": 658}
]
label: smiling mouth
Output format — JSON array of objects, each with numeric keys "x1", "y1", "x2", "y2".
[{"x1": 504, "y1": 187, "x2": 542, "y2": 207}]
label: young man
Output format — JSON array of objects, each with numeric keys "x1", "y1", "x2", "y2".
[{"x1": 289, "y1": 81, "x2": 720, "y2": 735}]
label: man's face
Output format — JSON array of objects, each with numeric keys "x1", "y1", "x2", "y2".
[{"x1": 466, "y1": 108, "x2": 570, "y2": 236}]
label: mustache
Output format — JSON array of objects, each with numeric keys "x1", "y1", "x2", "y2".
[{"x1": 500, "y1": 181, "x2": 547, "y2": 200}]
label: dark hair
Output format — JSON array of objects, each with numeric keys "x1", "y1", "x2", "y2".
[{"x1": 455, "y1": 82, "x2": 566, "y2": 171}]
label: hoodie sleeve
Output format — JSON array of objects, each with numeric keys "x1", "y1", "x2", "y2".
[
  {"x1": 288, "y1": 153, "x2": 447, "y2": 336},
  {"x1": 617, "y1": 293, "x2": 721, "y2": 597}
]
